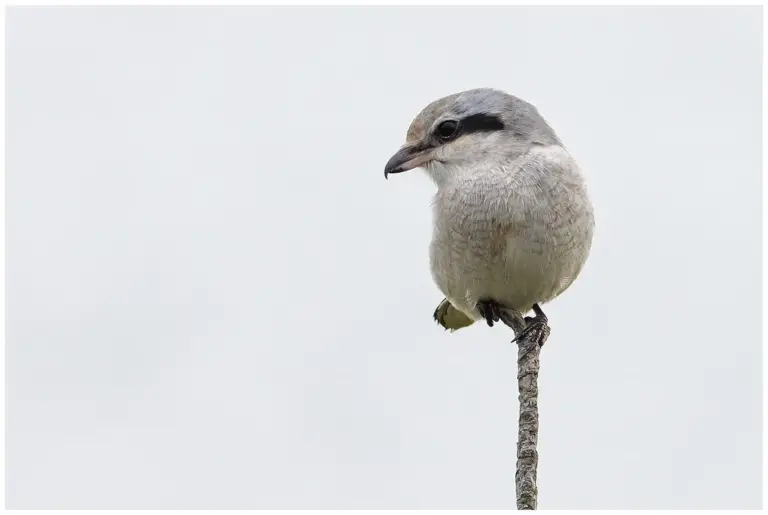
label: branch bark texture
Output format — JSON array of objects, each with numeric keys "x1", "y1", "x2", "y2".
[{"x1": 499, "y1": 309, "x2": 551, "y2": 510}]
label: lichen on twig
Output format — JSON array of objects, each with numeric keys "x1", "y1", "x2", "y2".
[{"x1": 498, "y1": 308, "x2": 551, "y2": 510}]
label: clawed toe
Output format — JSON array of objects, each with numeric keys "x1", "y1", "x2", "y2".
[
  {"x1": 477, "y1": 299, "x2": 503, "y2": 327},
  {"x1": 512, "y1": 304, "x2": 549, "y2": 345}
]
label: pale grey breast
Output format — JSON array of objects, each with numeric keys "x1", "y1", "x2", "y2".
[{"x1": 429, "y1": 145, "x2": 594, "y2": 318}]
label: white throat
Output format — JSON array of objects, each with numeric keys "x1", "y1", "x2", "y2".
[{"x1": 423, "y1": 161, "x2": 478, "y2": 189}]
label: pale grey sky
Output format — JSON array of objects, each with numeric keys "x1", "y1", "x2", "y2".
[{"x1": 7, "y1": 6, "x2": 762, "y2": 509}]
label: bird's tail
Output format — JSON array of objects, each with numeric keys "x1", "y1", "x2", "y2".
[{"x1": 433, "y1": 298, "x2": 475, "y2": 331}]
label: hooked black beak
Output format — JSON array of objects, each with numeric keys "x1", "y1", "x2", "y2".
[{"x1": 384, "y1": 144, "x2": 431, "y2": 179}]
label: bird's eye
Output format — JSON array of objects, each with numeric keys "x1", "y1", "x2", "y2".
[{"x1": 436, "y1": 120, "x2": 460, "y2": 141}]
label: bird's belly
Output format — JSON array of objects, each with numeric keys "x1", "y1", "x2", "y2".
[{"x1": 430, "y1": 223, "x2": 589, "y2": 319}]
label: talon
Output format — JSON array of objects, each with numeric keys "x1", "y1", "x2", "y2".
[
  {"x1": 477, "y1": 299, "x2": 503, "y2": 328},
  {"x1": 489, "y1": 303, "x2": 500, "y2": 323},
  {"x1": 512, "y1": 303, "x2": 549, "y2": 346}
]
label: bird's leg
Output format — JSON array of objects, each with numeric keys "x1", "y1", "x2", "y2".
[
  {"x1": 476, "y1": 299, "x2": 503, "y2": 327},
  {"x1": 511, "y1": 303, "x2": 549, "y2": 345}
]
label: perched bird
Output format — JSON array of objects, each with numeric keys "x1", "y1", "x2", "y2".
[{"x1": 384, "y1": 88, "x2": 594, "y2": 334}]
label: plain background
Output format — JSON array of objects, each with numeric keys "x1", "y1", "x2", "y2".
[{"x1": 6, "y1": 6, "x2": 762, "y2": 509}]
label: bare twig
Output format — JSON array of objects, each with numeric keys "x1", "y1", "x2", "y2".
[{"x1": 498, "y1": 308, "x2": 551, "y2": 510}]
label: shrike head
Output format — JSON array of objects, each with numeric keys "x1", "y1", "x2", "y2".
[{"x1": 384, "y1": 88, "x2": 560, "y2": 184}]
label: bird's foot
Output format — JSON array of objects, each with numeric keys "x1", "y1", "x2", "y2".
[
  {"x1": 511, "y1": 303, "x2": 549, "y2": 346},
  {"x1": 476, "y1": 299, "x2": 503, "y2": 328}
]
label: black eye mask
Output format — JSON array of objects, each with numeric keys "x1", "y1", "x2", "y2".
[{"x1": 433, "y1": 113, "x2": 506, "y2": 144}]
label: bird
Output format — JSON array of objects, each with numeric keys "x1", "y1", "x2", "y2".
[{"x1": 384, "y1": 88, "x2": 595, "y2": 336}]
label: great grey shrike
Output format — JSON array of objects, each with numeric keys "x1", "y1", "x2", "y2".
[{"x1": 384, "y1": 88, "x2": 595, "y2": 335}]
